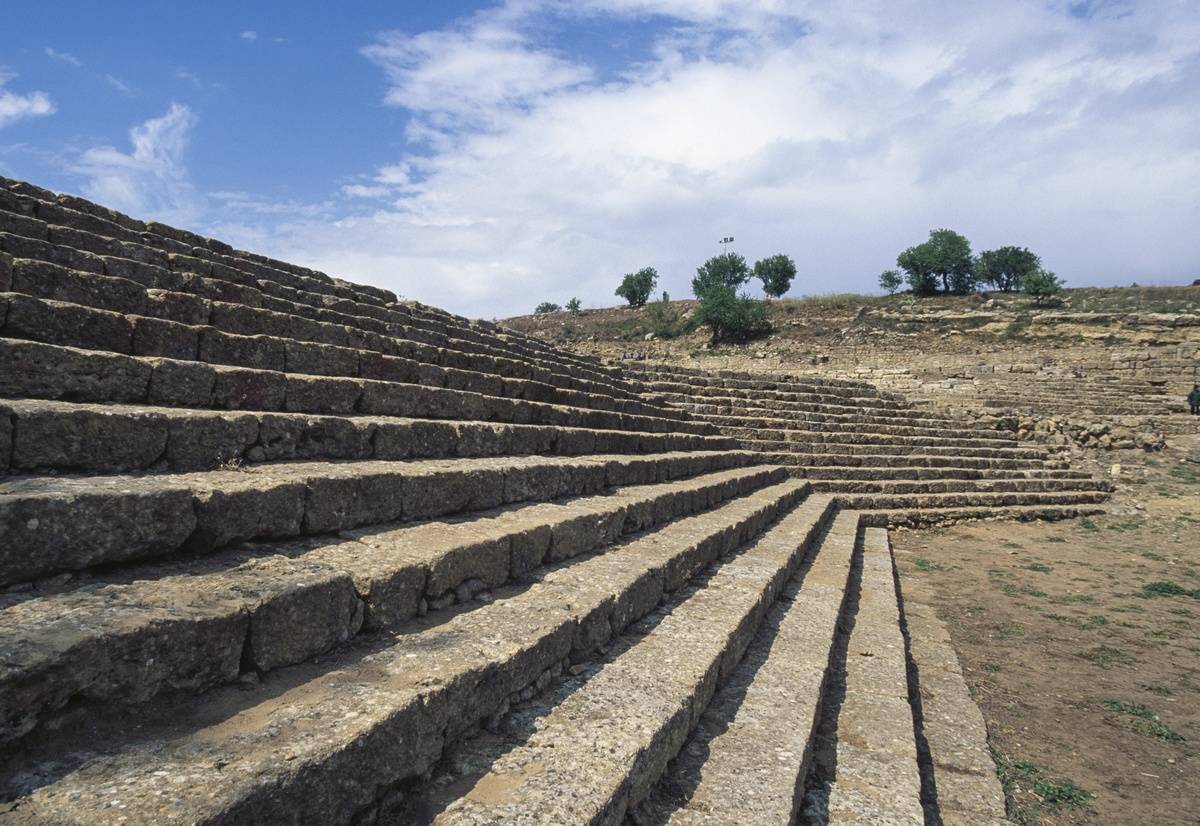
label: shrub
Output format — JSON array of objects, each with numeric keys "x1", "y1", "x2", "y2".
[
  {"x1": 534, "y1": 301, "x2": 561, "y2": 314},
  {"x1": 1025, "y1": 269, "x2": 1064, "y2": 304},
  {"x1": 692, "y1": 253, "x2": 750, "y2": 297},
  {"x1": 878, "y1": 268, "x2": 903, "y2": 294},
  {"x1": 753, "y1": 254, "x2": 796, "y2": 298},
  {"x1": 645, "y1": 292, "x2": 691, "y2": 339},
  {"x1": 694, "y1": 286, "x2": 770, "y2": 343},
  {"x1": 565, "y1": 297, "x2": 582, "y2": 313},
  {"x1": 615, "y1": 267, "x2": 658, "y2": 307},
  {"x1": 977, "y1": 246, "x2": 1041, "y2": 292}
]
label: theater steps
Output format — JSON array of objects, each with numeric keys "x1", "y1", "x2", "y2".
[
  {"x1": 0, "y1": 178, "x2": 1049, "y2": 822},
  {"x1": 619, "y1": 362, "x2": 1111, "y2": 525}
]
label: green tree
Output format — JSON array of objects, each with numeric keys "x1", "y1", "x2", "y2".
[
  {"x1": 1024, "y1": 269, "x2": 1063, "y2": 304},
  {"x1": 878, "y1": 268, "x2": 903, "y2": 295},
  {"x1": 753, "y1": 254, "x2": 796, "y2": 298},
  {"x1": 926, "y1": 228, "x2": 976, "y2": 294},
  {"x1": 534, "y1": 301, "x2": 561, "y2": 314},
  {"x1": 692, "y1": 253, "x2": 751, "y2": 297},
  {"x1": 694, "y1": 286, "x2": 771, "y2": 343},
  {"x1": 897, "y1": 244, "x2": 939, "y2": 296},
  {"x1": 975, "y1": 246, "x2": 1041, "y2": 292},
  {"x1": 615, "y1": 267, "x2": 658, "y2": 307},
  {"x1": 565, "y1": 296, "x2": 582, "y2": 313}
]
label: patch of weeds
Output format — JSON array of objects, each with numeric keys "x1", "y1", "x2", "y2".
[
  {"x1": 1045, "y1": 535, "x2": 1067, "y2": 543},
  {"x1": 983, "y1": 662, "x2": 1002, "y2": 673},
  {"x1": 1169, "y1": 465, "x2": 1200, "y2": 485},
  {"x1": 1168, "y1": 606, "x2": 1193, "y2": 617},
  {"x1": 1050, "y1": 593, "x2": 1096, "y2": 605},
  {"x1": 988, "y1": 568, "x2": 1013, "y2": 578},
  {"x1": 1106, "y1": 520, "x2": 1144, "y2": 532},
  {"x1": 1083, "y1": 615, "x2": 1108, "y2": 628},
  {"x1": 1002, "y1": 541, "x2": 1024, "y2": 549},
  {"x1": 1001, "y1": 583, "x2": 1047, "y2": 598},
  {"x1": 914, "y1": 558, "x2": 944, "y2": 572},
  {"x1": 1083, "y1": 646, "x2": 1136, "y2": 669},
  {"x1": 1026, "y1": 563, "x2": 1053, "y2": 573},
  {"x1": 1140, "y1": 580, "x2": 1200, "y2": 600},
  {"x1": 995, "y1": 622, "x2": 1025, "y2": 640},
  {"x1": 1078, "y1": 517, "x2": 1100, "y2": 532},
  {"x1": 1104, "y1": 699, "x2": 1186, "y2": 742},
  {"x1": 1141, "y1": 551, "x2": 1167, "y2": 561},
  {"x1": 993, "y1": 751, "x2": 1094, "y2": 822},
  {"x1": 1141, "y1": 684, "x2": 1172, "y2": 696}
]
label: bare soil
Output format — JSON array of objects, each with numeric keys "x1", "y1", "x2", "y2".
[{"x1": 893, "y1": 436, "x2": 1200, "y2": 825}]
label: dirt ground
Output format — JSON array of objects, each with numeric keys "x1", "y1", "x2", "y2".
[{"x1": 892, "y1": 434, "x2": 1200, "y2": 825}]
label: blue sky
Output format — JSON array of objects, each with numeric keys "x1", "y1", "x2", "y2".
[{"x1": 3, "y1": 1, "x2": 1198, "y2": 317}]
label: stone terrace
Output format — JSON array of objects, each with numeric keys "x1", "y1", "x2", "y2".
[{"x1": 0, "y1": 178, "x2": 1061, "y2": 823}]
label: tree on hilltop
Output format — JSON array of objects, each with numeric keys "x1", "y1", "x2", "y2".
[
  {"x1": 692, "y1": 252, "x2": 750, "y2": 297},
  {"x1": 534, "y1": 301, "x2": 561, "y2": 314},
  {"x1": 615, "y1": 267, "x2": 658, "y2": 307},
  {"x1": 753, "y1": 254, "x2": 797, "y2": 298},
  {"x1": 1024, "y1": 269, "x2": 1063, "y2": 304},
  {"x1": 878, "y1": 268, "x2": 903, "y2": 295},
  {"x1": 976, "y1": 246, "x2": 1041, "y2": 292},
  {"x1": 897, "y1": 228, "x2": 975, "y2": 295}
]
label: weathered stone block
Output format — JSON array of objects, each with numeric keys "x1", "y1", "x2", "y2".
[
  {"x1": 147, "y1": 358, "x2": 215, "y2": 407},
  {"x1": 187, "y1": 478, "x2": 306, "y2": 552},
  {"x1": 11, "y1": 259, "x2": 148, "y2": 315},
  {"x1": 212, "y1": 366, "x2": 286, "y2": 411},
  {"x1": 284, "y1": 340, "x2": 359, "y2": 378},
  {"x1": 166, "y1": 411, "x2": 259, "y2": 470},
  {"x1": 199, "y1": 328, "x2": 285, "y2": 371},
  {"x1": 132, "y1": 316, "x2": 199, "y2": 360},
  {"x1": 0, "y1": 250, "x2": 11, "y2": 292},
  {"x1": 284, "y1": 375, "x2": 361, "y2": 414},
  {"x1": 1, "y1": 233, "x2": 104, "y2": 273},
  {"x1": 4, "y1": 294, "x2": 133, "y2": 353},
  {"x1": 11, "y1": 403, "x2": 168, "y2": 471},
  {"x1": 0, "y1": 480, "x2": 197, "y2": 584},
  {"x1": 257, "y1": 413, "x2": 372, "y2": 462}
]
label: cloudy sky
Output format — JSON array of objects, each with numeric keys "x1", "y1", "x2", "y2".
[{"x1": 3, "y1": 1, "x2": 1198, "y2": 317}]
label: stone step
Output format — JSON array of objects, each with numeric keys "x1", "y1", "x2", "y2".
[
  {"x1": 0, "y1": 450, "x2": 755, "y2": 586},
  {"x1": 0, "y1": 289, "x2": 677, "y2": 424},
  {"x1": 719, "y1": 425, "x2": 1023, "y2": 451},
  {"x1": 407, "y1": 495, "x2": 838, "y2": 824},
  {"x1": 833, "y1": 489, "x2": 1109, "y2": 512},
  {"x1": 627, "y1": 366, "x2": 904, "y2": 398},
  {"x1": 788, "y1": 465, "x2": 1093, "y2": 481},
  {"x1": 0, "y1": 480, "x2": 819, "y2": 823},
  {"x1": 858, "y1": 503, "x2": 1106, "y2": 528},
  {"x1": 0, "y1": 338, "x2": 713, "y2": 438},
  {"x1": 654, "y1": 390, "x2": 923, "y2": 417},
  {"x1": 741, "y1": 438, "x2": 1049, "y2": 460},
  {"x1": 693, "y1": 411, "x2": 1015, "y2": 441},
  {"x1": 0, "y1": 398, "x2": 735, "y2": 474},
  {"x1": 678, "y1": 402, "x2": 994, "y2": 431},
  {"x1": 619, "y1": 362, "x2": 878, "y2": 393},
  {"x1": 0, "y1": 199, "x2": 632, "y2": 398},
  {"x1": 631, "y1": 510, "x2": 861, "y2": 825},
  {"x1": 812, "y1": 477, "x2": 1112, "y2": 495},
  {"x1": 758, "y1": 452, "x2": 1053, "y2": 471},
  {"x1": 0, "y1": 464, "x2": 785, "y2": 745},
  {"x1": 821, "y1": 528, "x2": 923, "y2": 823},
  {"x1": 646, "y1": 380, "x2": 911, "y2": 409}
]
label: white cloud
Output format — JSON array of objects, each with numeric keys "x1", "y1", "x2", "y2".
[
  {"x1": 45, "y1": 47, "x2": 82, "y2": 67},
  {"x1": 72, "y1": 102, "x2": 203, "y2": 224},
  {"x1": 240, "y1": 30, "x2": 258, "y2": 42},
  {"x1": 103, "y1": 74, "x2": 136, "y2": 96},
  {"x1": 0, "y1": 73, "x2": 56, "y2": 129},
  {"x1": 145, "y1": 2, "x2": 1200, "y2": 317}
]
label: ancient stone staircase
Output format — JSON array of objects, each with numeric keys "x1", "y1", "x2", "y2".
[
  {"x1": 620, "y1": 362, "x2": 1111, "y2": 527},
  {"x1": 0, "y1": 178, "x2": 1045, "y2": 823}
]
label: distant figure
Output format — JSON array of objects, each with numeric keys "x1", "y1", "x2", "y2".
[{"x1": 1191, "y1": 384, "x2": 1200, "y2": 415}]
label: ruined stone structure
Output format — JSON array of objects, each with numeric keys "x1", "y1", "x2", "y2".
[{"x1": 0, "y1": 178, "x2": 1094, "y2": 822}]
